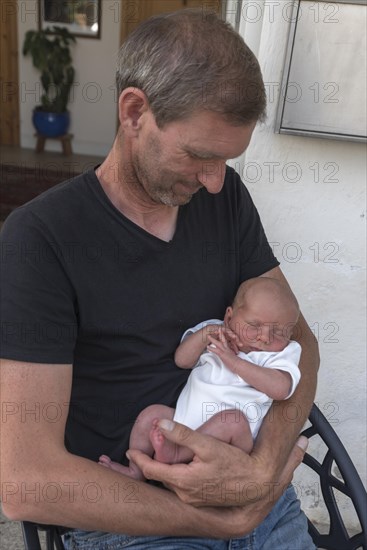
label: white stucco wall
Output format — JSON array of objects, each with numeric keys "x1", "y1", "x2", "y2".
[
  {"x1": 228, "y1": 0, "x2": 366, "y2": 529},
  {"x1": 17, "y1": 0, "x2": 121, "y2": 155}
]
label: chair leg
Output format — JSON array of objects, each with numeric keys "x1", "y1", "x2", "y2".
[
  {"x1": 21, "y1": 521, "x2": 42, "y2": 550},
  {"x1": 46, "y1": 529, "x2": 54, "y2": 549},
  {"x1": 21, "y1": 521, "x2": 66, "y2": 550},
  {"x1": 54, "y1": 529, "x2": 66, "y2": 550}
]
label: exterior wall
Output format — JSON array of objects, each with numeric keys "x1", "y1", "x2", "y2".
[
  {"x1": 17, "y1": 0, "x2": 122, "y2": 156},
  {"x1": 228, "y1": 0, "x2": 366, "y2": 528}
]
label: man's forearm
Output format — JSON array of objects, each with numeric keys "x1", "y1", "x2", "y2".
[
  {"x1": 2, "y1": 449, "x2": 241, "y2": 539},
  {"x1": 0, "y1": 357, "x2": 246, "y2": 539},
  {"x1": 252, "y1": 312, "x2": 319, "y2": 476}
]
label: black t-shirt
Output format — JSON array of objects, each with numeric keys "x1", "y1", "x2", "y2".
[{"x1": 1, "y1": 167, "x2": 279, "y2": 462}]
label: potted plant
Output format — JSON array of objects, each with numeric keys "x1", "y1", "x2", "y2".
[{"x1": 23, "y1": 26, "x2": 76, "y2": 137}]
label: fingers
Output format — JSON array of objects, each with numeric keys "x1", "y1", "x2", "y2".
[
  {"x1": 129, "y1": 427, "x2": 309, "y2": 510},
  {"x1": 158, "y1": 419, "x2": 218, "y2": 459},
  {"x1": 125, "y1": 448, "x2": 178, "y2": 485},
  {"x1": 208, "y1": 329, "x2": 229, "y2": 348},
  {"x1": 218, "y1": 327, "x2": 228, "y2": 346},
  {"x1": 127, "y1": 420, "x2": 216, "y2": 484},
  {"x1": 228, "y1": 339, "x2": 239, "y2": 354},
  {"x1": 278, "y1": 436, "x2": 309, "y2": 487},
  {"x1": 296, "y1": 435, "x2": 309, "y2": 452},
  {"x1": 292, "y1": 436, "x2": 309, "y2": 466},
  {"x1": 223, "y1": 327, "x2": 242, "y2": 347},
  {"x1": 207, "y1": 335, "x2": 225, "y2": 353},
  {"x1": 208, "y1": 327, "x2": 241, "y2": 352}
]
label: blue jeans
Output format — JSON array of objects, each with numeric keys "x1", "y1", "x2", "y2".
[{"x1": 63, "y1": 485, "x2": 315, "y2": 549}]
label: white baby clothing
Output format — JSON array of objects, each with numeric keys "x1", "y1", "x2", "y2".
[{"x1": 173, "y1": 320, "x2": 301, "y2": 438}]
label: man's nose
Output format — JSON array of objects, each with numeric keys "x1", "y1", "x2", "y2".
[{"x1": 197, "y1": 161, "x2": 226, "y2": 193}]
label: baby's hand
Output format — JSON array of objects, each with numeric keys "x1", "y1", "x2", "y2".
[
  {"x1": 208, "y1": 326, "x2": 241, "y2": 353},
  {"x1": 207, "y1": 328, "x2": 239, "y2": 371},
  {"x1": 203, "y1": 324, "x2": 222, "y2": 343},
  {"x1": 222, "y1": 327, "x2": 242, "y2": 354},
  {"x1": 205, "y1": 326, "x2": 242, "y2": 354}
]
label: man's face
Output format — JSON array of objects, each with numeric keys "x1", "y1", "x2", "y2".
[{"x1": 129, "y1": 110, "x2": 256, "y2": 207}]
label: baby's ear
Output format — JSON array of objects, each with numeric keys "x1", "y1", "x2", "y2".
[{"x1": 224, "y1": 307, "x2": 233, "y2": 324}]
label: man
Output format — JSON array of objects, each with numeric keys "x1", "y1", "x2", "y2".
[{"x1": 1, "y1": 9, "x2": 319, "y2": 549}]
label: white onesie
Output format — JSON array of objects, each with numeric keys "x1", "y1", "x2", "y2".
[{"x1": 173, "y1": 320, "x2": 301, "y2": 438}]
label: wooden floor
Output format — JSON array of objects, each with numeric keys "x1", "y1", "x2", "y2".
[{"x1": 0, "y1": 145, "x2": 104, "y2": 220}]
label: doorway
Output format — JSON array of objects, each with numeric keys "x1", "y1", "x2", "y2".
[
  {"x1": 0, "y1": 0, "x2": 20, "y2": 145},
  {"x1": 120, "y1": 0, "x2": 224, "y2": 43}
]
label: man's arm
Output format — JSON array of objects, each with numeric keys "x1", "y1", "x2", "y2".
[
  {"x1": 0, "y1": 358, "x2": 264, "y2": 538},
  {"x1": 254, "y1": 266, "x2": 319, "y2": 474},
  {"x1": 129, "y1": 266, "x2": 319, "y2": 511}
]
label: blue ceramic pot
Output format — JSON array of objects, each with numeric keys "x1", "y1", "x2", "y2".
[{"x1": 32, "y1": 110, "x2": 70, "y2": 137}]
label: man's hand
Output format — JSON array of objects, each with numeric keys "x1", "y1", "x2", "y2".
[{"x1": 127, "y1": 419, "x2": 308, "y2": 509}]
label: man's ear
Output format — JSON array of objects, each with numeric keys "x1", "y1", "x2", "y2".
[{"x1": 118, "y1": 88, "x2": 150, "y2": 133}]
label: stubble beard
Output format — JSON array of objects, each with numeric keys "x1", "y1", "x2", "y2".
[{"x1": 131, "y1": 154, "x2": 197, "y2": 207}]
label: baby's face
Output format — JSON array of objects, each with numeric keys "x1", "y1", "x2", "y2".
[{"x1": 224, "y1": 294, "x2": 299, "y2": 353}]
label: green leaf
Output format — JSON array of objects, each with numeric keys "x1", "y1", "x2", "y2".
[
  {"x1": 22, "y1": 25, "x2": 77, "y2": 112},
  {"x1": 40, "y1": 72, "x2": 51, "y2": 93}
]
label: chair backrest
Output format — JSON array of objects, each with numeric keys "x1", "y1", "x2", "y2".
[{"x1": 301, "y1": 404, "x2": 367, "y2": 549}]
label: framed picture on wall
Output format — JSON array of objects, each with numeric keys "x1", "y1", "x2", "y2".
[
  {"x1": 275, "y1": 0, "x2": 366, "y2": 143},
  {"x1": 39, "y1": 0, "x2": 101, "y2": 38}
]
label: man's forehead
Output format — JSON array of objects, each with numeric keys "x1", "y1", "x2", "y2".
[{"x1": 178, "y1": 123, "x2": 255, "y2": 160}]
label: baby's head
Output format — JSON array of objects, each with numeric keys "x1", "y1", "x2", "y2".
[{"x1": 224, "y1": 277, "x2": 300, "y2": 353}]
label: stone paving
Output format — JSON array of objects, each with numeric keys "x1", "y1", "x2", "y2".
[{"x1": 0, "y1": 509, "x2": 25, "y2": 550}]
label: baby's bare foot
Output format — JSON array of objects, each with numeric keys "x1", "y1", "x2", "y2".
[
  {"x1": 98, "y1": 454, "x2": 143, "y2": 480},
  {"x1": 99, "y1": 454, "x2": 125, "y2": 472},
  {"x1": 150, "y1": 419, "x2": 179, "y2": 464},
  {"x1": 99, "y1": 454, "x2": 113, "y2": 468}
]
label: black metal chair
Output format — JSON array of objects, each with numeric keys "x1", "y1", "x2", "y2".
[
  {"x1": 21, "y1": 521, "x2": 66, "y2": 550},
  {"x1": 21, "y1": 404, "x2": 366, "y2": 549},
  {"x1": 300, "y1": 404, "x2": 366, "y2": 549}
]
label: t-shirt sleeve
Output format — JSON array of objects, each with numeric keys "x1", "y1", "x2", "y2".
[
  {"x1": 231, "y1": 169, "x2": 279, "y2": 279},
  {"x1": 180, "y1": 319, "x2": 223, "y2": 342},
  {"x1": 1, "y1": 208, "x2": 77, "y2": 364},
  {"x1": 262, "y1": 341, "x2": 302, "y2": 398},
  {"x1": 180, "y1": 319, "x2": 223, "y2": 368}
]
